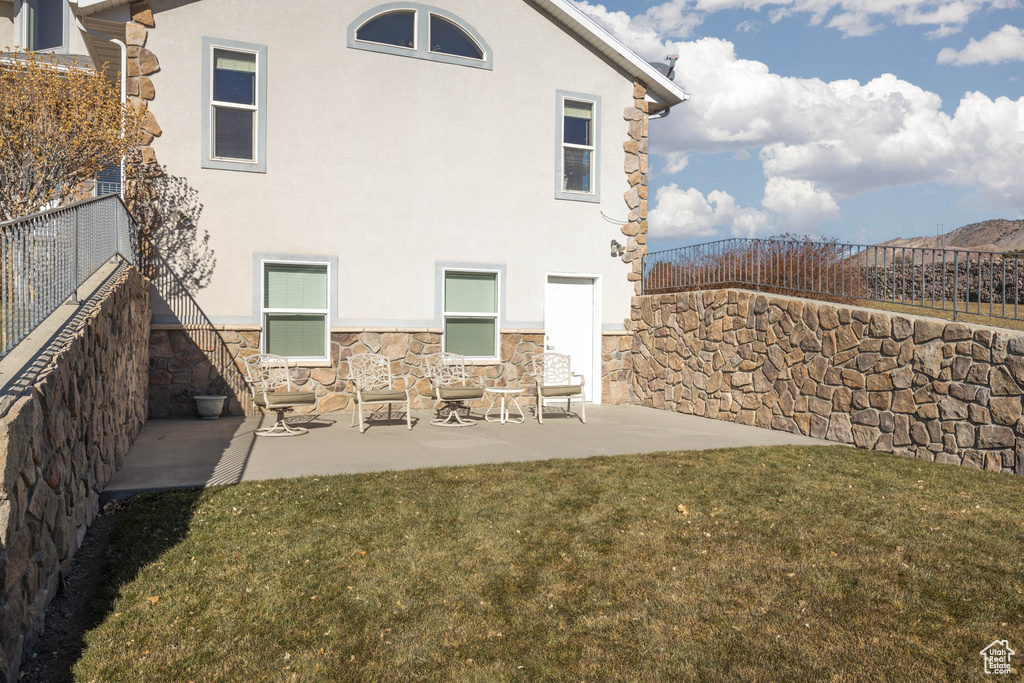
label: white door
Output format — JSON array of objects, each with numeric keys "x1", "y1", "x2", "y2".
[{"x1": 544, "y1": 276, "x2": 597, "y2": 403}]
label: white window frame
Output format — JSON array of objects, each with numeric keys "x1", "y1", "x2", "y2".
[
  {"x1": 427, "y1": 12, "x2": 484, "y2": 61},
  {"x1": 555, "y1": 91, "x2": 601, "y2": 203},
  {"x1": 355, "y1": 8, "x2": 418, "y2": 50},
  {"x1": 15, "y1": 0, "x2": 70, "y2": 53},
  {"x1": 260, "y1": 259, "x2": 331, "y2": 363},
  {"x1": 201, "y1": 37, "x2": 268, "y2": 173},
  {"x1": 347, "y1": 3, "x2": 493, "y2": 71},
  {"x1": 442, "y1": 267, "x2": 500, "y2": 362}
]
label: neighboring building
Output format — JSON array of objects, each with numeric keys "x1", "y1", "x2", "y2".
[{"x1": 16, "y1": 0, "x2": 689, "y2": 416}]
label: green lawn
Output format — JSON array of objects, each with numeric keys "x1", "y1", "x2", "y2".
[{"x1": 75, "y1": 446, "x2": 1023, "y2": 682}]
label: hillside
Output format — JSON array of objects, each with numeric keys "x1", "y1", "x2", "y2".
[{"x1": 879, "y1": 219, "x2": 1024, "y2": 253}]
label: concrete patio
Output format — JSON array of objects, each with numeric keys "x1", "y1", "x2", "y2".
[{"x1": 103, "y1": 404, "x2": 834, "y2": 499}]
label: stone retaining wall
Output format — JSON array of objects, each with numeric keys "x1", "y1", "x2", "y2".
[
  {"x1": 632, "y1": 289, "x2": 1024, "y2": 475},
  {"x1": 0, "y1": 267, "x2": 150, "y2": 680},
  {"x1": 149, "y1": 328, "x2": 633, "y2": 419}
]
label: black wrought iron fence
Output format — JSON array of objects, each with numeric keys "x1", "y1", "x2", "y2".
[
  {"x1": 0, "y1": 194, "x2": 137, "y2": 358},
  {"x1": 643, "y1": 237, "x2": 1024, "y2": 322}
]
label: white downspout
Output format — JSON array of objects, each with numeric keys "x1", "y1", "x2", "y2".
[{"x1": 72, "y1": 13, "x2": 127, "y2": 199}]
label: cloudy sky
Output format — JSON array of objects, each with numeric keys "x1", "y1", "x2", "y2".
[{"x1": 571, "y1": 0, "x2": 1024, "y2": 250}]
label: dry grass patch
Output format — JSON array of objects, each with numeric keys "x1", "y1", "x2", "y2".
[{"x1": 74, "y1": 446, "x2": 1024, "y2": 681}]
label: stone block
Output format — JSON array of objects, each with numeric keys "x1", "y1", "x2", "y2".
[
  {"x1": 938, "y1": 397, "x2": 967, "y2": 421},
  {"x1": 125, "y1": 21, "x2": 147, "y2": 46},
  {"x1": 955, "y1": 422, "x2": 976, "y2": 448},
  {"x1": 989, "y1": 397, "x2": 1022, "y2": 425},
  {"x1": 826, "y1": 413, "x2": 853, "y2": 444},
  {"x1": 888, "y1": 316, "x2": 911, "y2": 340},
  {"x1": 841, "y1": 369, "x2": 864, "y2": 389},
  {"x1": 851, "y1": 408, "x2": 880, "y2": 426},
  {"x1": 138, "y1": 48, "x2": 160, "y2": 75},
  {"x1": 914, "y1": 320, "x2": 944, "y2": 343},
  {"x1": 969, "y1": 403, "x2": 991, "y2": 424},
  {"x1": 865, "y1": 374, "x2": 893, "y2": 391},
  {"x1": 990, "y1": 366, "x2": 1021, "y2": 396},
  {"x1": 913, "y1": 344, "x2": 942, "y2": 379},
  {"x1": 131, "y1": 1, "x2": 155, "y2": 26},
  {"x1": 978, "y1": 425, "x2": 1015, "y2": 448},
  {"x1": 869, "y1": 391, "x2": 892, "y2": 411},
  {"x1": 818, "y1": 306, "x2": 839, "y2": 330},
  {"x1": 809, "y1": 414, "x2": 829, "y2": 439},
  {"x1": 910, "y1": 422, "x2": 930, "y2": 445},
  {"x1": 852, "y1": 425, "x2": 880, "y2": 449}
]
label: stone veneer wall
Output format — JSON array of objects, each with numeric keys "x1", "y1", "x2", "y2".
[
  {"x1": 0, "y1": 267, "x2": 150, "y2": 680},
  {"x1": 632, "y1": 289, "x2": 1024, "y2": 476},
  {"x1": 621, "y1": 79, "x2": 650, "y2": 296},
  {"x1": 148, "y1": 329, "x2": 633, "y2": 419},
  {"x1": 124, "y1": 1, "x2": 161, "y2": 168}
]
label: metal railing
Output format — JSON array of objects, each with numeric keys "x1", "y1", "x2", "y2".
[
  {"x1": 643, "y1": 237, "x2": 1024, "y2": 322},
  {"x1": 1, "y1": 194, "x2": 137, "y2": 359}
]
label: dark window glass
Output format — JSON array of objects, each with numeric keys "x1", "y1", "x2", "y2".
[
  {"x1": 213, "y1": 107, "x2": 254, "y2": 160},
  {"x1": 356, "y1": 11, "x2": 415, "y2": 48},
  {"x1": 563, "y1": 148, "x2": 592, "y2": 193},
  {"x1": 429, "y1": 15, "x2": 482, "y2": 59},
  {"x1": 213, "y1": 50, "x2": 256, "y2": 105},
  {"x1": 563, "y1": 101, "x2": 593, "y2": 146},
  {"x1": 28, "y1": 0, "x2": 63, "y2": 51}
]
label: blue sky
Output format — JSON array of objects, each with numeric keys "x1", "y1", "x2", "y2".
[{"x1": 571, "y1": 0, "x2": 1024, "y2": 251}]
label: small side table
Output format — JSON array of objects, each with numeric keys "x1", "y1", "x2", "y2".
[{"x1": 484, "y1": 386, "x2": 526, "y2": 424}]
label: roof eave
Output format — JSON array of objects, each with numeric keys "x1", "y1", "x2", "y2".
[
  {"x1": 69, "y1": 0, "x2": 132, "y2": 17},
  {"x1": 530, "y1": 0, "x2": 689, "y2": 107},
  {"x1": 71, "y1": 0, "x2": 692, "y2": 106}
]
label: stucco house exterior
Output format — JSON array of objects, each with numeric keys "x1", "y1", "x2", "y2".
[{"x1": 4, "y1": 0, "x2": 688, "y2": 417}]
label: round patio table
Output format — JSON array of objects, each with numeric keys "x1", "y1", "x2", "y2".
[{"x1": 484, "y1": 386, "x2": 526, "y2": 424}]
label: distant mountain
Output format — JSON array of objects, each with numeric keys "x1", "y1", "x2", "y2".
[{"x1": 880, "y1": 219, "x2": 1024, "y2": 254}]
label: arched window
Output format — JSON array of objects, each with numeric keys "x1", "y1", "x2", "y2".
[
  {"x1": 429, "y1": 15, "x2": 482, "y2": 60},
  {"x1": 355, "y1": 10, "x2": 415, "y2": 49},
  {"x1": 347, "y1": 3, "x2": 492, "y2": 70}
]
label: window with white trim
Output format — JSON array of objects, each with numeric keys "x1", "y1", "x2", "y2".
[
  {"x1": 262, "y1": 262, "x2": 329, "y2": 360},
  {"x1": 202, "y1": 38, "x2": 267, "y2": 173},
  {"x1": 347, "y1": 4, "x2": 492, "y2": 70},
  {"x1": 20, "y1": 0, "x2": 67, "y2": 52},
  {"x1": 555, "y1": 91, "x2": 600, "y2": 202},
  {"x1": 442, "y1": 270, "x2": 499, "y2": 359},
  {"x1": 355, "y1": 9, "x2": 415, "y2": 48}
]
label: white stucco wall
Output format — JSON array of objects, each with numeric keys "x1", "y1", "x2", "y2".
[
  {"x1": 0, "y1": 3, "x2": 14, "y2": 47},
  {"x1": 135, "y1": 0, "x2": 649, "y2": 331}
]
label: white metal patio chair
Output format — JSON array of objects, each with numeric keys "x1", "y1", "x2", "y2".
[
  {"x1": 242, "y1": 353, "x2": 318, "y2": 437},
  {"x1": 349, "y1": 353, "x2": 413, "y2": 433},
  {"x1": 424, "y1": 352, "x2": 486, "y2": 427},
  {"x1": 527, "y1": 352, "x2": 586, "y2": 424}
]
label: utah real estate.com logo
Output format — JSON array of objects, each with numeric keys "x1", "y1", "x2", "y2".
[{"x1": 981, "y1": 640, "x2": 1015, "y2": 675}]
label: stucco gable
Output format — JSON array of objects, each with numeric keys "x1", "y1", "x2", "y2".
[{"x1": 72, "y1": 0, "x2": 689, "y2": 107}]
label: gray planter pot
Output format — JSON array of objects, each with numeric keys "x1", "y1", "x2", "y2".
[{"x1": 194, "y1": 395, "x2": 227, "y2": 420}]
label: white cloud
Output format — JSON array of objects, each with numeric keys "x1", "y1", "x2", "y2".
[
  {"x1": 661, "y1": 151, "x2": 691, "y2": 174},
  {"x1": 937, "y1": 25, "x2": 1024, "y2": 65},
  {"x1": 573, "y1": 0, "x2": 1018, "y2": 41},
  {"x1": 648, "y1": 185, "x2": 729, "y2": 238},
  {"x1": 570, "y1": 0, "x2": 703, "y2": 59},
  {"x1": 825, "y1": 12, "x2": 881, "y2": 37},
  {"x1": 925, "y1": 25, "x2": 962, "y2": 39},
  {"x1": 571, "y1": 6, "x2": 1024, "y2": 216},
  {"x1": 574, "y1": 1, "x2": 1024, "y2": 239},
  {"x1": 761, "y1": 177, "x2": 840, "y2": 227},
  {"x1": 648, "y1": 180, "x2": 837, "y2": 238}
]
